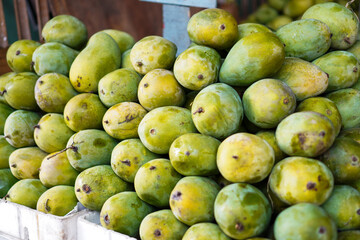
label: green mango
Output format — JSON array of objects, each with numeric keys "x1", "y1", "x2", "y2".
[
  {"x1": 187, "y1": 8, "x2": 238, "y2": 50},
  {"x1": 267, "y1": 15, "x2": 292, "y2": 31},
  {"x1": 170, "y1": 176, "x2": 220, "y2": 226},
  {"x1": 254, "y1": 4, "x2": 279, "y2": 24},
  {"x1": 100, "y1": 191, "x2": 154, "y2": 237},
  {"x1": 63, "y1": 93, "x2": 107, "y2": 132},
  {"x1": 140, "y1": 209, "x2": 188, "y2": 240},
  {"x1": 276, "y1": 112, "x2": 336, "y2": 157},
  {"x1": 111, "y1": 139, "x2": 159, "y2": 183},
  {"x1": 9, "y1": 147, "x2": 47, "y2": 180},
  {"x1": 338, "y1": 128, "x2": 360, "y2": 144},
  {"x1": 338, "y1": 231, "x2": 360, "y2": 240},
  {"x1": 69, "y1": 32, "x2": 121, "y2": 93},
  {"x1": 302, "y1": 2, "x2": 359, "y2": 49},
  {"x1": 353, "y1": 80, "x2": 360, "y2": 91},
  {"x1": 274, "y1": 203, "x2": 337, "y2": 240},
  {"x1": 237, "y1": 23, "x2": 272, "y2": 40},
  {"x1": 320, "y1": 137, "x2": 360, "y2": 184},
  {"x1": 0, "y1": 169, "x2": 18, "y2": 198},
  {"x1": 39, "y1": 151, "x2": 79, "y2": 187},
  {"x1": 268, "y1": 0, "x2": 289, "y2": 11},
  {"x1": 269, "y1": 156, "x2": 334, "y2": 205},
  {"x1": 6, "y1": 40, "x2": 40, "y2": 72},
  {"x1": 217, "y1": 133, "x2": 275, "y2": 183},
  {"x1": 184, "y1": 91, "x2": 199, "y2": 110},
  {"x1": 296, "y1": 97, "x2": 342, "y2": 136},
  {"x1": 66, "y1": 129, "x2": 117, "y2": 171},
  {"x1": 182, "y1": 223, "x2": 230, "y2": 240},
  {"x1": 134, "y1": 158, "x2": 182, "y2": 208},
  {"x1": 4, "y1": 110, "x2": 41, "y2": 148},
  {"x1": 256, "y1": 131, "x2": 287, "y2": 163},
  {"x1": 266, "y1": 181, "x2": 289, "y2": 215},
  {"x1": 101, "y1": 29, "x2": 135, "y2": 54},
  {"x1": 0, "y1": 103, "x2": 14, "y2": 135},
  {"x1": 350, "y1": 179, "x2": 360, "y2": 192},
  {"x1": 34, "y1": 113, "x2": 75, "y2": 153},
  {"x1": 98, "y1": 68, "x2": 140, "y2": 107},
  {"x1": 121, "y1": 49, "x2": 135, "y2": 70},
  {"x1": 277, "y1": 19, "x2": 331, "y2": 61},
  {"x1": 322, "y1": 185, "x2": 360, "y2": 230},
  {"x1": 347, "y1": 40, "x2": 360, "y2": 60},
  {"x1": 42, "y1": 15, "x2": 87, "y2": 50},
  {"x1": 191, "y1": 83, "x2": 243, "y2": 139},
  {"x1": 283, "y1": 0, "x2": 314, "y2": 18},
  {"x1": 169, "y1": 133, "x2": 221, "y2": 176},
  {"x1": 173, "y1": 45, "x2": 221, "y2": 91},
  {"x1": 130, "y1": 36, "x2": 177, "y2": 75},
  {"x1": 36, "y1": 185, "x2": 77, "y2": 216},
  {"x1": 75, "y1": 165, "x2": 132, "y2": 211},
  {"x1": 274, "y1": 57, "x2": 329, "y2": 101},
  {"x1": 0, "y1": 136, "x2": 16, "y2": 168},
  {"x1": 214, "y1": 183, "x2": 271, "y2": 239},
  {"x1": 5, "y1": 179, "x2": 47, "y2": 209},
  {"x1": 326, "y1": 88, "x2": 360, "y2": 129},
  {"x1": 35, "y1": 73, "x2": 78, "y2": 113},
  {"x1": 3, "y1": 72, "x2": 38, "y2": 110},
  {"x1": 0, "y1": 72, "x2": 16, "y2": 104},
  {"x1": 313, "y1": 51, "x2": 360, "y2": 92},
  {"x1": 138, "y1": 106, "x2": 196, "y2": 154},
  {"x1": 32, "y1": 42, "x2": 78, "y2": 76},
  {"x1": 219, "y1": 32, "x2": 285, "y2": 87}
]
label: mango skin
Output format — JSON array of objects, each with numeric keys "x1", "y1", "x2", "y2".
[
  {"x1": 138, "y1": 106, "x2": 197, "y2": 154},
  {"x1": 98, "y1": 68, "x2": 140, "y2": 107},
  {"x1": 140, "y1": 209, "x2": 188, "y2": 240},
  {"x1": 267, "y1": 15, "x2": 292, "y2": 31},
  {"x1": 63, "y1": 93, "x2": 107, "y2": 132},
  {"x1": 320, "y1": 137, "x2": 360, "y2": 184},
  {"x1": 34, "y1": 113, "x2": 75, "y2": 153},
  {"x1": 326, "y1": 88, "x2": 360, "y2": 129},
  {"x1": 276, "y1": 111, "x2": 336, "y2": 157},
  {"x1": 268, "y1": 0, "x2": 289, "y2": 11},
  {"x1": 313, "y1": 51, "x2": 360, "y2": 92},
  {"x1": 283, "y1": 0, "x2": 313, "y2": 18},
  {"x1": 269, "y1": 156, "x2": 334, "y2": 205},
  {"x1": 101, "y1": 29, "x2": 135, "y2": 54},
  {"x1": 277, "y1": 19, "x2": 331, "y2": 61},
  {"x1": 69, "y1": 32, "x2": 121, "y2": 93},
  {"x1": 237, "y1": 23, "x2": 272, "y2": 40},
  {"x1": 66, "y1": 129, "x2": 117, "y2": 171},
  {"x1": 121, "y1": 49, "x2": 135, "y2": 70},
  {"x1": 256, "y1": 131, "x2": 287, "y2": 163},
  {"x1": 75, "y1": 165, "x2": 132, "y2": 211},
  {"x1": 6, "y1": 40, "x2": 40, "y2": 72},
  {"x1": 111, "y1": 139, "x2": 159, "y2": 183},
  {"x1": 42, "y1": 15, "x2": 87, "y2": 50},
  {"x1": 39, "y1": 151, "x2": 79, "y2": 187},
  {"x1": 339, "y1": 128, "x2": 360, "y2": 144},
  {"x1": 274, "y1": 57, "x2": 329, "y2": 101},
  {"x1": 0, "y1": 72, "x2": 16, "y2": 104},
  {"x1": 0, "y1": 169, "x2": 18, "y2": 197},
  {"x1": 184, "y1": 91, "x2": 198, "y2": 110},
  {"x1": 100, "y1": 191, "x2": 154, "y2": 237},
  {"x1": 173, "y1": 46, "x2": 221, "y2": 91},
  {"x1": 36, "y1": 186, "x2": 77, "y2": 216},
  {"x1": 187, "y1": 8, "x2": 238, "y2": 50},
  {"x1": 138, "y1": 69, "x2": 185, "y2": 111},
  {"x1": 347, "y1": 40, "x2": 360, "y2": 61},
  {"x1": 214, "y1": 183, "x2": 271, "y2": 240},
  {"x1": 219, "y1": 32, "x2": 285, "y2": 87},
  {"x1": 353, "y1": 80, "x2": 360, "y2": 91},
  {"x1": 0, "y1": 136, "x2": 16, "y2": 168},
  {"x1": 338, "y1": 231, "x2": 360, "y2": 240},
  {"x1": 134, "y1": 159, "x2": 182, "y2": 208},
  {"x1": 274, "y1": 203, "x2": 337, "y2": 240},
  {"x1": 182, "y1": 223, "x2": 230, "y2": 240},
  {"x1": 254, "y1": 4, "x2": 278, "y2": 25},
  {"x1": 0, "y1": 103, "x2": 14, "y2": 135},
  {"x1": 4, "y1": 110, "x2": 41, "y2": 148},
  {"x1": 191, "y1": 83, "x2": 243, "y2": 139},
  {"x1": 102, "y1": 102, "x2": 147, "y2": 140},
  {"x1": 169, "y1": 133, "x2": 221, "y2": 176},
  {"x1": 5, "y1": 179, "x2": 47, "y2": 209},
  {"x1": 35, "y1": 73, "x2": 78, "y2": 113},
  {"x1": 302, "y1": 3, "x2": 359, "y2": 49},
  {"x1": 130, "y1": 36, "x2": 177, "y2": 75}
]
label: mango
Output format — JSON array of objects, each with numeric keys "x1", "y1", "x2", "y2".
[
  {"x1": 254, "y1": 4, "x2": 279, "y2": 24},
  {"x1": 267, "y1": 16, "x2": 292, "y2": 31},
  {"x1": 182, "y1": 223, "x2": 230, "y2": 240},
  {"x1": 353, "y1": 80, "x2": 360, "y2": 91},
  {"x1": 283, "y1": 0, "x2": 314, "y2": 18},
  {"x1": 0, "y1": 103, "x2": 14, "y2": 135},
  {"x1": 268, "y1": 0, "x2": 289, "y2": 11},
  {"x1": 101, "y1": 29, "x2": 135, "y2": 54},
  {"x1": 256, "y1": 131, "x2": 287, "y2": 163},
  {"x1": 237, "y1": 23, "x2": 272, "y2": 40},
  {"x1": 267, "y1": 181, "x2": 289, "y2": 215},
  {"x1": 339, "y1": 128, "x2": 360, "y2": 144},
  {"x1": 121, "y1": 49, "x2": 135, "y2": 70},
  {"x1": 6, "y1": 40, "x2": 40, "y2": 72},
  {"x1": 0, "y1": 169, "x2": 18, "y2": 197},
  {"x1": 347, "y1": 40, "x2": 360, "y2": 60},
  {"x1": 184, "y1": 91, "x2": 198, "y2": 110},
  {"x1": 338, "y1": 231, "x2": 360, "y2": 240},
  {"x1": 0, "y1": 72, "x2": 16, "y2": 104},
  {"x1": 0, "y1": 136, "x2": 16, "y2": 168}
]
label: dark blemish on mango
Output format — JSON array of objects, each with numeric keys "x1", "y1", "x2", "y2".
[{"x1": 82, "y1": 184, "x2": 92, "y2": 194}]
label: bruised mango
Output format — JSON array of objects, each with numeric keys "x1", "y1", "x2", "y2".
[
  {"x1": 182, "y1": 223, "x2": 230, "y2": 240},
  {"x1": 6, "y1": 40, "x2": 40, "y2": 72}
]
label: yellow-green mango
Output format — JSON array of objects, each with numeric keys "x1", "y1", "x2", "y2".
[
  {"x1": 138, "y1": 69, "x2": 185, "y2": 110},
  {"x1": 302, "y1": 2, "x2": 359, "y2": 49},
  {"x1": 101, "y1": 29, "x2": 135, "y2": 54},
  {"x1": 284, "y1": 0, "x2": 314, "y2": 18},
  {"x1": 0, "y1": 136, "x2": 16, "y2": 168},
  {"x1": 36, "y1": 185, "x2": 77, "y2": 216},
  {"x1": 0, "y1": 169, "x2": 18, "y2": 197},
  {"x1": 184, "y1": 91, "x2": 198, "y2": 110},
  {"x1": 98, "y1": 68, "x2": 140, "y2": 107},
  {"x1": 350, "y1": 179, "x2": 360, "y2": 192},
  {"x1": 237, "y1": 23, "x2": 272, "y2": 40},
  {"x1": 121, "y1": 49, "x2": 135, "y2": 70},
  {"x1": 219, "y1": 32, "x2": 285, "y2": 87},
  {"x1": 254, "y1": 4, "x2": 279, "y2": 24},
  {"x1": 6, "y1": 40, "x2": 40, "y2": 72},
  {"x1": 353, "y1": 80, "x2": 360, "y2": 91},
  {"x1": 339, "y1": 128, "x2": 360, "y2": 144},
  {"x1": 348, "y1": 40, "x2": 360, "y2": 60},
  {"x1": 269, "y1": 156, "x2": 334, "y2": 205},
  {"x1": 140, "y1": 209, "x2": 188, "y2": 240},
  {"x1": 266, "y1": 181, "x2": 289, "y2": 215},
  {"x1": 277, "y1": 19, "x2": 331, "y2": 61},
  {"x1": 268, "y1": 0, "x2": 289, "y2": 11},
  {"x1": 267, "y1": 15, "x2": 292, "y2": 31},
  {"x1": 173, "y1": 45, "x2": 221, "y2": 90},
  {"x1": 182, "y1": 223, "x2": 230, "y2": 240},
  {"x1": 130, "y1": 36, "x2": 176, "y2": 75},
  {"x1": 338, "y1": 231, "x2": 360, "y2": 240},
  {"x1": 69, "y1": 32, "x2": 121, "y2": 93},
  {"x1": 217, "y1": 133, "x2": 275, "y2": 183},
  {"x1": 274, "y1": 57, "x2": 329, "y2": 100},
  {"x1": 35, "y1": 73, "x2": 78, "y2": 113},
  {"x1": 0, "y1": 103, "x2": 14, "y2": 135},
  {"x1": 0, "y1": 72, "x2": 16, "y2": 104},
  {"x1": 42, "y1": 15, "x2": 87, "y2": 50},
  {"x1": 256, "y1": 131, "x2": 287, "y2": 163},
  {"x1": 187, "y1": 8, "x2": 238, "y2": 50}
]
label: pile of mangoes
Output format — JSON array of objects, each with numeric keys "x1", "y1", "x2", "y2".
[{"x1": 0, "y1": 1, "x2": 360, "y2": 240}]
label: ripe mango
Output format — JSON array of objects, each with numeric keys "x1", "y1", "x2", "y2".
[
  {"x1": 6, "y1": 40, "x2": 40, "y2": 72},
  {"x1": 101, "y1": 29, "x2": 135, "y2": 54},
  {"x1": 182, "y1": 223, "x2": 230, "y2": 240}
]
